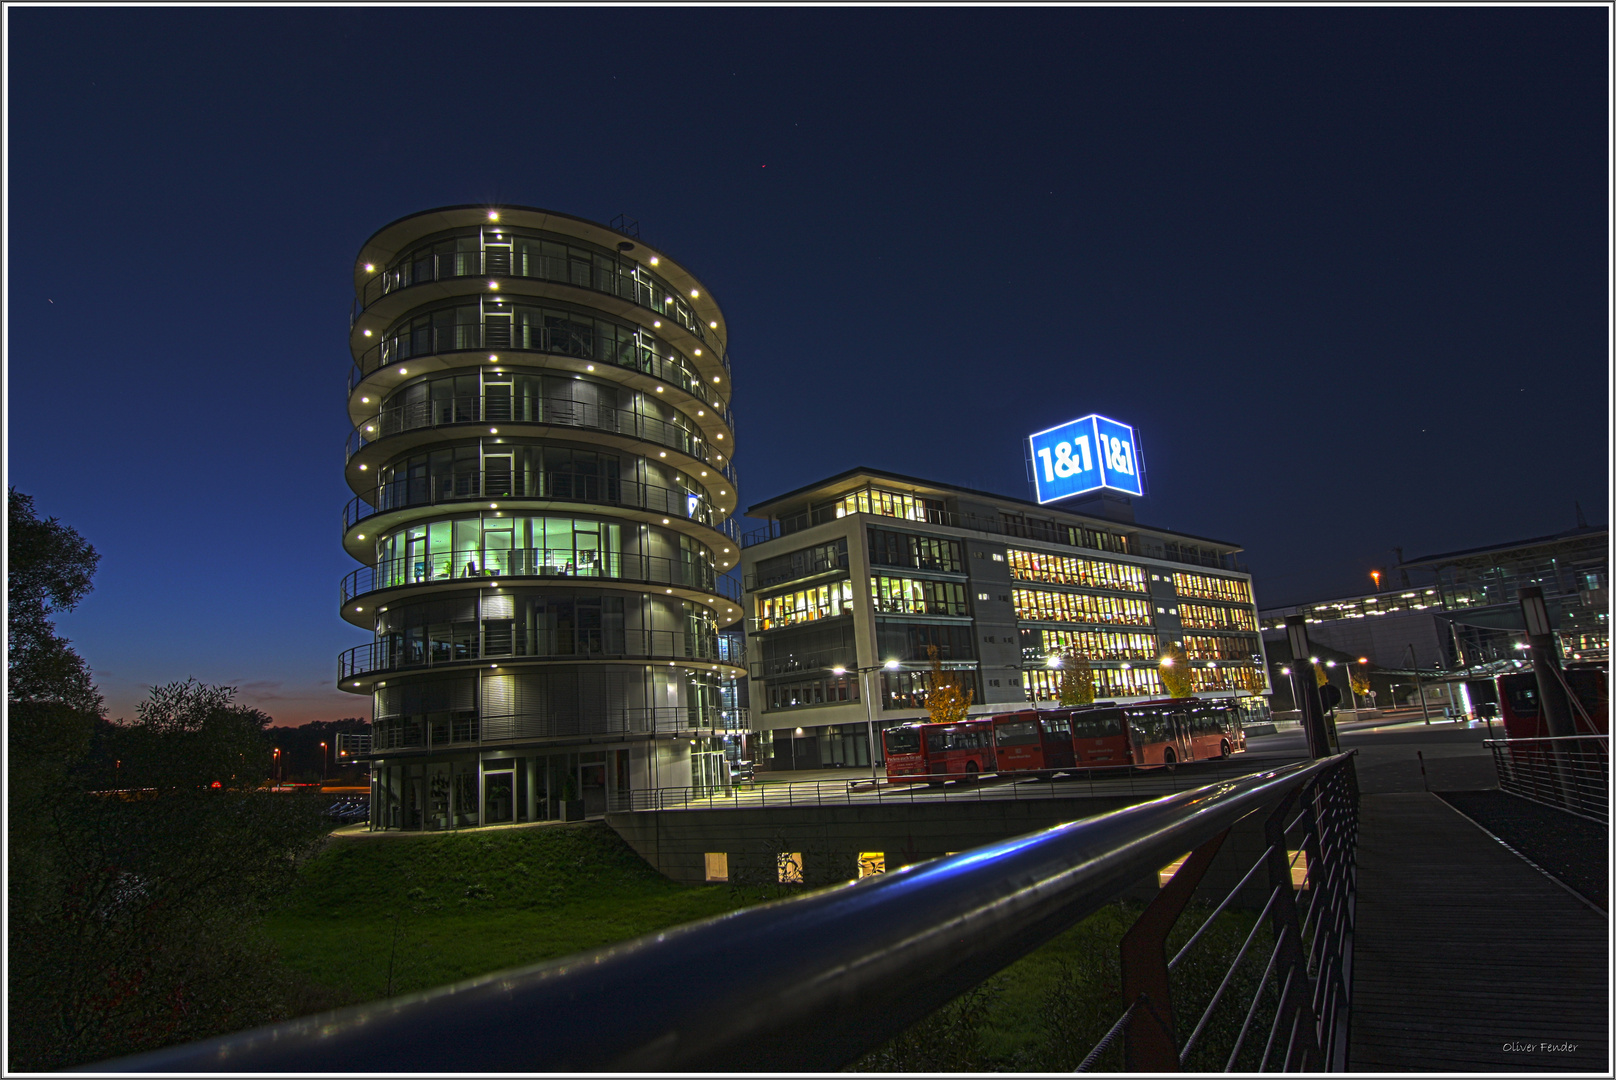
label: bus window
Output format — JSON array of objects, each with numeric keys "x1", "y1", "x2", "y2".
[
  {"x1": 996, "y1": 721, "x2": 1040, "y2": 746},
  {"x1": 1506, "y1": 682, "x2": 1539, "y2": 717}
]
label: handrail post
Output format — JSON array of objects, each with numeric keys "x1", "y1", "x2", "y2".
[{"x1": 1120, "y1": 828, "x2": 1229, "y2": 1071}]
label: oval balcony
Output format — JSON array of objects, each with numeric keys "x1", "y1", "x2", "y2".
[
  {"x1": 341, "y1": 549, "x2": 743, "y2": 606},
  {"x1": 346, "y1": 396, "x2": 737, "y2": 488},
  {"x1": 353, "y1": 249, "x2": 727, "y2": 373},
  {"x1": 342, "y1": 478, "x2": 740, "y2": 544},
  {"x1": 338, "y1": 629, "x2": 742, "y2": 685},
  {"x1": 348, "y1": 324, "x2": 734, "y2": 433}
]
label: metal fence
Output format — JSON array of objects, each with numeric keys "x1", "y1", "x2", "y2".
[
  {"x1": 609, "y1": 753, "x2": 1308, "y2": 812},
  {"x1": 1484, "y1": 735, "x2": 1609, "y2": 824},
  {"x1": 1080, "y1": 748, "x2": 1358, "y2": 1071},
  {"x1": 98, "y1": 752, "x2": 1354, "y2": 1073}
]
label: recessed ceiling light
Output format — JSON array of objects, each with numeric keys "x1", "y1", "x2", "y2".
[
  {"x1": 363, "y1": 329, "x2": 372, "y2": 337},
  {"x1": 709, "y1": 321, "x2": 717, "y2": 328},
  {"x1": 488, "y1": 211, "x2": 499, "y2": 221},
  {"x1": 649, "y1": 257, "x2": 659, "y2": 265},
  {"x1": 364, "y1": 263, "x2": 374, "y2": 272},
  {"x1": 690, "y1": 290, "x2": 699, "y2": 298}
]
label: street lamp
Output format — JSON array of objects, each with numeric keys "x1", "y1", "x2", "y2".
[
  {"x1": 272, "y1": 747, "x2": 281, "y2": 786},
  {"x1": 319, "y1": 741, "x2": 328, "y2": 785},
  {"x1": 832, "y1": 658, "x2": 902, "y2": 783}
]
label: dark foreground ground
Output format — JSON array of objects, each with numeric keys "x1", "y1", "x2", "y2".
[{"x1": 1436, "y1": 789, "x2": 1608, "y2": 910}]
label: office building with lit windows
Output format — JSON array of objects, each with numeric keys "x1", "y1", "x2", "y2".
[
  {"x1": 740, "y1": 468, "x2": 1270, "y2": 771},
  {"x1": 339, "y1": 206, "x2": 745, "y2": 828}
]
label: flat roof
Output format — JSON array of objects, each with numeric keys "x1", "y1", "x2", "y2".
[
  {"x1": 746, "y1": 466, "x2": 1244, "y2": 551},
  {"x1": 1400, "y1": 524, "x2": 1608, "y2": 568}
]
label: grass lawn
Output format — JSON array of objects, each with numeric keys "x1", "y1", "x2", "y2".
[{"x1": 262, "y1": 822, "x2": 756, "y2": 1004}]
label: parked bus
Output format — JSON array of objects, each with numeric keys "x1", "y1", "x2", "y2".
[
  {"x1": 1496, "y1": 665, "x2": 1609, "y2": 739},
  {"x1": 991, "y1": 709, "x2": 1076, "y2": 778},
  {"x1": 1071, "y1": 698, "x2": 1245, "y2": 770},
  {"x1": 883, "y1": 718, "x2": 997, "y2": 784}
]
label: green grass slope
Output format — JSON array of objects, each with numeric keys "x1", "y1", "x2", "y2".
[{"x1": 263, "y1": 823, "x2": 748, "y2": 1004}]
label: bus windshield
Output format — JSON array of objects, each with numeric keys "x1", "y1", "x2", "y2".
[{"x1": 885, "y1": 730, "x2": 921, "y2": 754}]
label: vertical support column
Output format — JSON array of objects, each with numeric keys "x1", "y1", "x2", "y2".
[
  {"x1": 1260, "y1": 787, "x2": 1324, "y2": 1072},
  {"x1": 1285, "y1": 616, "x2": 1335, "y2": 759},
  {"x1": 1518, "y1": 586, "x2": 1579, "y2": 807}
]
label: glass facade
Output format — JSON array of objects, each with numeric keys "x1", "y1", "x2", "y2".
[{"x1": 1013, "y1": 587, "x2": 1154, "y2": 626}]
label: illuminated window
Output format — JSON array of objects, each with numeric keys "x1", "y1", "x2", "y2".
[
  {"x1": 756, "y1": 580, "x2": 854, "y2": 630},
  {"x1": 1179, "y1": 603, "x2": 1257, "y2": 632},
  {"x1": 1172, "y1": 571, "x2": 1253, "y2": 604},
  {"x1": 704, "y1": 852, "x2": 729, "y2": 882},
  {"x1": 778, "y1": 852, "x2": 803, "y2": 884},
  {"x1": 1007, "y1": 548, "x2": 1148, "y2": 593},
  {"x1": 858, "y1": 852, "x2": 886, "y2": 878},
  {"x1": 1028, "y1": 627, "x2": 1158, "y2": 662},
  {"x1": 1012, "y1": 587, "x2": 1154, "y2": 627},
  {"x1": 870, "y1": 576, "x2": 969, "y2": 616}
]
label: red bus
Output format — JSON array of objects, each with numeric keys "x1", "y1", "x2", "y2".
[
  {"x1": 883, "y1": 718, "x2": 997, "y2": 784},
  {"x1": 991, "y1": 709, "x2": 1077, "y2": 778},
  {"x1": 1496, "y1": 666, "x2": 1608, "y2": 739},
  {"x1": 1071, "y1": 698, "x2": 1245, "y2": 770}
]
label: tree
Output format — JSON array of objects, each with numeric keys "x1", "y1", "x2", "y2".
[
  {"x1": 1350, "y1": 668, "x2": 1373, "y2": 698},
  {"x1": 1057, "y1": 651, "x2": 1096, "y2": 707},
  {"x1": 8, "y1": 488, "x2": 102, "y2": 716},
  {"x1": 1158, "y1": 643, "x2": 1194, "y2": 699},
  {"x1": 924, "y1": 645, "x2": 975, "y2": 725},
  {"x1": 1314, "y1": 660, "x2": 1330, "y2": 688}
]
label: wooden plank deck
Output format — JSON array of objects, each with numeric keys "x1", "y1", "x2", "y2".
[{"x1": 1350, "y1": 792, "x2": 1609, "y2": 1072}]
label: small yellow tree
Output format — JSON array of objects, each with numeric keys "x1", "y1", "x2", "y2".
[
  {"x1": 924, "y1": 644, "x2": 974, "y2": 724},
  {"x1": 1057, "y1": 650, "x2": 1096, "y2": 707},
  {"x1": 1159, "y1": 642, "x2": 1194, "y2": 699},
  {"x1": 1313, "y1": 660, "x2": 1330, "y2": 688},
  {"x1": 1350, "y1": 668, "x2": 1373, "y2": 697}
]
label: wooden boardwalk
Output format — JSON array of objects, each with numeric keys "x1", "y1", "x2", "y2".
[{"x1": 1350, "y1": 792, "x2": 1609, "y2": 1072}]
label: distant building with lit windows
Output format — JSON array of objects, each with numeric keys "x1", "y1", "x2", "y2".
[
  {"x1": 339, "y1": 205, "x2": 745, "y2": 828},
  {"x1": 739, "y1": 468, "x2": 1270, "y2": 771},
  {"x1": 1259, "y1": 522, "x2": 1609, "y2": 674}
]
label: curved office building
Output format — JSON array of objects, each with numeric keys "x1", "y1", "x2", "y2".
[{"x1": 340, "y1": 206, "x2": 743, "y2": 829}]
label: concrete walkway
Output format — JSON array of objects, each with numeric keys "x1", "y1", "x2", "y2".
[{"x1": 1349, "y1": 792, "x2": 1609, "y2": 1072}]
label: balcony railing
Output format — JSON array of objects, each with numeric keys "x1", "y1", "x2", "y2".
[
  {"x1": 342, "y1": 549, "x2": 741, "y2": 605},
  {"x1": 343, "y1": 477, "x2": 739, "y2": 543},
  {"x1": 99, "y1": 753, "x2": 1356, "y2": 1073},
  {"x1": 368, "y1": 706, "x2": 726, "y2": 752},
  {"x1": 339, "y1": 629, "x2": 735, "y2": 682},
  {"x1": 347, "y1": 394, "x2": 736, "y2": 486},
  {"x1": 353, "y1": 250, "x2": 727, "y2": 371},
  {"x1": 349, "y1": 324, "x2": 734, "y2": 431}
]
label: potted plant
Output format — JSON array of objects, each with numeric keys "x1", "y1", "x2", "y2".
[{"x1": 560, "y1": 774, "x2": 585, "y2": 821}]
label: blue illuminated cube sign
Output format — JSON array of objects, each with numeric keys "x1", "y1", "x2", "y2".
[{"x1": 1028, "y1": 414, "x2": 1144, "y2": 503}]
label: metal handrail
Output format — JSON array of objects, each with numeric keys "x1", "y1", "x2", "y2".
[
  {"x1": 346, "y1": 394, "x2": 736, "y2": 484},
  {"x1": 99, "y1": 753, "x2": 1354, "y2": 1073},
  {"x1": 341, "y1": 549, "x2": 741, "y2": 604},
  {"x1": 342, "y1": 478, "x2": 740, "y2": 542},
  {"x1": 338, "y1": 629, "x2": 736, "y2": 681},
  {"x1": 349, "y1": 326, "x2": 734, "y2": 430}
]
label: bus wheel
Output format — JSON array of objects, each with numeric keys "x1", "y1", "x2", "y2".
[
  {"x1": 1162, "y1": 748, "x2": 1177, "y2": 772},
  {"x1": 963, "y1": 762, "x2": 979, "y2": 784},
  {"x1": 1220, "y1": 739, "x2": 1231, "y2": 760}
]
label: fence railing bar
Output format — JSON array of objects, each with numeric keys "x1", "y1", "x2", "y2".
[
  {"x1": 1166, "y1": 845, "x2": 1272, "y2": 972},
  {"x1": 1076, "y1": 994, "x2": 1143, "y2": 1072},
  {"x1": 1176, "y1": 882, "x2": 1282, "y2": 1064},
  {"x1": 1225, "y1": 914, "x2": 1287, "y2": 1072}
]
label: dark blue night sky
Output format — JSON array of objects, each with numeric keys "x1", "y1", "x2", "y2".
[{"x1": 8, "y1": 7, "x2": 1609, "y2": 726}]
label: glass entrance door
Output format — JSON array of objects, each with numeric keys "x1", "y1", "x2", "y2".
[{"x1": 483, "y1": 769, "x2": 515, "y2": 824}]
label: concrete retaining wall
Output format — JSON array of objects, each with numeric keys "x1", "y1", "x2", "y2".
[{"x1": 607, "y1": 796, "x2": 1294, "y2": 909}]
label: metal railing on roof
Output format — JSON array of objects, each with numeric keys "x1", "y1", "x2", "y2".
[{"x1": 96, "y1": 753, "x2": 1356, "y2": 1073}]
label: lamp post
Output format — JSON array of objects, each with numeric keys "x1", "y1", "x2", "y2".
[
  {"x1": 273, "y1": 747, "x2": 281, "y2": 786},
  {"x1": 1406, "y1": 643, "x2": 1431, "y2": 725},
  {"x1": 833, "y1": 659, "x2": 902, "y2": 784},
  {"x1": 319, "y1": 741, "x2": 328, "y2": 785}
]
